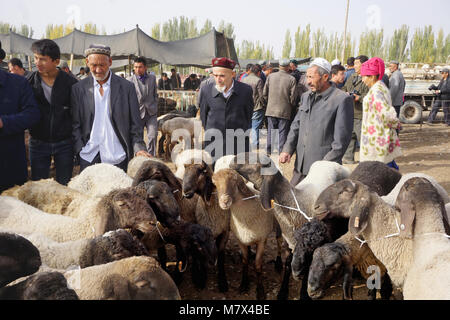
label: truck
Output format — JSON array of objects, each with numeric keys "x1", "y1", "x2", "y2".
[{"x1": 396, "y1": 62, "x2": 449, "y2": 124}]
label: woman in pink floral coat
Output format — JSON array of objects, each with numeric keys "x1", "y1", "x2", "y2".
[{"x1": 360, "y1": 57, "x2": 402, "y2": 169}]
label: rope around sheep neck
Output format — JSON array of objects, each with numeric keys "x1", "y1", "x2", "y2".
[
  {"x1": 354, "y1": 217, "x2": 450, "y2": 248},
  {"x1": 241, "y1": 188, "x2": 312, "y2": 222}
]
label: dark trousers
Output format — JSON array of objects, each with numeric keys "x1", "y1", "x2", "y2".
[
  {"x1": 343, "y1": 118, "x2": 362, "y2": 162},
  {"x1": 29, "y1": 138, "x2": 74, "y2": 185},
  {"x1": 428, "y1": 99, "x2": 450, "y2": 125},
  {"x1": 267, "y1": 116, "x2": 291, "y2": 154},
  {"x1": 290, "y1": 170, "x2": 306, "y2": 187},
  {"x1": 79, "y1": 153, "x2": 128, "y2": 173}
]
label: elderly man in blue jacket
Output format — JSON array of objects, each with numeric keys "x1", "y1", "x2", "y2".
[
  {"x1": 0, "y1": 41, "x2": 41, "y2": 191},
  {"x1": 199, "y1": 57, "x2": 254, "y2": 163}
]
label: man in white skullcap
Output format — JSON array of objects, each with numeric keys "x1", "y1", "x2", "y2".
[
  {"x1": 280, "y1": 57, "x2": 354, "y2": 185},
  {"x1": 331, "y1": 58, "x2": 341, "y2": 66}
]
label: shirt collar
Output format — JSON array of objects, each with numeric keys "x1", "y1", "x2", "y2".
[
  {"x1": 310, "y1": 82, "x2": 335, "y2": 101},
  {"x1": 223, "y1": 80, "x2": 234, "y2": 97},
  {"x1": 93, "y1": 70, "x2": 112, "y2": 88}
]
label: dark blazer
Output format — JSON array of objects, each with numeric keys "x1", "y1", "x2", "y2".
[
  {"x1": 0, "y1": 70, "x2": 40, "y2": 190},
  {"x1": 27, "y1": 69, "x2": 78, "y2": 142},
  {"x1": 71, "y1": 73, "x2": 146, "y2": 163},
  {"x1": 199, "y1": 80, "x2": 254, "y2": 158},
  {"x1": 282, "y1": 84, "x2": 354, "y2": 175}
]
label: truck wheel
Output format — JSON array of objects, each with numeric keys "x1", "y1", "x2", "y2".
[{"x1": 399, "y1": 101, "x2": 422, "y2": 124}]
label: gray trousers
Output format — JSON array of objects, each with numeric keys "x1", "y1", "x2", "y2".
[
  {"x1": 143, "y1": 113, "x2": 158, "y2": 156},
  {"x1": 343, "y1": 118, "x2": 362, "y2": 162}
]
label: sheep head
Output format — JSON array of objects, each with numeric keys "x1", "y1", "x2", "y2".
[
  {"x1": 0, "y1": 232, "x2": 42, "y2": 287},
  {"x1": 100, "y1": 259, "x2": 181, "y2": 300},
  {"x1": 395, "y1": 177, "x2": 448, "y2": 238},
  {"x1": 10, "y1": 272, "x2": 79, "y2": 300},
  {"x1": 307, "y1": 242, "x2": 353, "y2": 300},
  {"x1": 291, "y1": 218, "x2": 332, "y2": 281},
  {"x1": 79, "y1": 229, "x2": 149, "y2": 268},
  {"x1": 182, "y1": 161, "x2": 214, "y2": 203},
  {"x1": 313, "y1": 179, "x2": 372, "y2": 236},
  {"x1": 137, "y1": 180, "x2": 181, "y2": 228},
  {"x1": 95, "y1": 187, "x2": 158, "y2": 237},
  {"x1": 230, "y1": 152, "x2": 278, "y2": 191},
  {"x1": 132, "y1": 160, "x2": 182, "y2": 197},
  {"x1": 178, "y1": 222, "x2": 217, "y2": 268},
  {"x1": 212, "y1": 169, "x2": 249, "y2": 210}
]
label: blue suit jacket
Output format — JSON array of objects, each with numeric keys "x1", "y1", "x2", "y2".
[{"x1": 0, "y1": 70, "x2": 40, "y2": 190}]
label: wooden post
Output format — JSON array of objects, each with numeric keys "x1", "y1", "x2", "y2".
[
  {"x1": 342, "y1": 0, "x2": 350, "y2": 63},
  {"x1": 128, "y1": 55, "x2": 132, "y2": 76},
  {"x1": 69, "y1": 53, "x2": 74, "y2": 71},
  {"x1": 28, "y1": 55, "x2": 32, "y2": 71}
]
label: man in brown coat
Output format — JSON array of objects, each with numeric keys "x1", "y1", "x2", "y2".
[
  {"x1": 242, "y1": 64, "x2": 265, "y2": 149},
  {"x1": 263, "y1": 58, "x2": 297, "y2": 154}
]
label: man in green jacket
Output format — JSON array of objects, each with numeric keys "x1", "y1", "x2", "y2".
[{"x1": 342, "y1": 55, "x2": 369, "y2": 164}]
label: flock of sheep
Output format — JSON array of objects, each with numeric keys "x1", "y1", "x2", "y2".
[{"x1": 1, "y1": 116, "x2": 450, "y2": 300}]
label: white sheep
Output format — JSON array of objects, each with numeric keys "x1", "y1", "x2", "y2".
[
  {"x1": 127, "y1": 155, "x2": 164, "y2": 179},
  {"x1": 68, "y1": 163, "x2": 133, "y2": 197},
  {"x1": 314, "y1": 177, "x2": 450, "y2": 299},
  {"x1": 231, "y1": 155, "x2": 351, "y2": 300},
  {"x1": 174, "y1": 149, "x2": 213, "y2": 180},
  {"x1": 382, "y1": 172, "x2": 449, "y2": 206},
  {"x1": 0, "y1": 228, "x2": 149, "y2": 270},
  {"x1": 213, "y1": 168, "x2": 274, "y2": 300},
  {"x1": 0, "y1": 187, "x2": 157, "y2": 242},
  {"x1": 2, "y1": 179, "x2": 98, "y2": 218},
  {"x1": 15, "y1": 256, "x2": 181, "y2": 300}
]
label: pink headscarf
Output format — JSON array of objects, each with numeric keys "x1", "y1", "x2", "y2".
[{"x1": 360, "y1": 57, "x2": 385, "y2": 81}]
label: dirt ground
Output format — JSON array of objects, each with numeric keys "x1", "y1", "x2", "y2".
[{"x1": 161, "y1": 110, "x2": 450, "y2": 301}]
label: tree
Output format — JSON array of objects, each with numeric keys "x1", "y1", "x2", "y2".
[
  {"x1": 435, "y1": 28, "x2": 445, "y2": 63},
  {"x1": 358, "y1": 29, "x2": 384, "y2": 59},
  {"x1": 151, "y1": 23, "x2": 161, "y2": 40},
  {"x1": 217, "y1": 20, "x2": 235, "y2": 40},
  {"x1": 293, "y1": 24, "x2": 311, "y2": 58},
  {"x1": 410, "y1": 25, "x2": 435, "y2": 63},
  {"x1": 387, "y1": 25, "x2": 409, "y2": 62},
  {"x1": 200, "y1": 19, "x2": 212, "y2": 35},
  {"x1": 238, "y1": 40, "x2": 274, "y2": 60},
  {"x1": 282, "y1": 29, "x2": 292, "y2": 58}
]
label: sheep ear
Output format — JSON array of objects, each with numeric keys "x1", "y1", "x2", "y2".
[
  {"x1": 395, "y1": 191, "x2": 416, "y2": 239},
  {"x1": 342, "y1": 254, "x2": 353, "y2": 300},
  {"x1": 260, "y1": 175, "x2": 274, "y2": 211},
  {"x1": 203, "y1": 175, "x2": 213, "y2": 203},
  {"x1": 161, "y1": 166, "x2": 182, "y2": 194},
  {"x1": 348, "y1": 197, "x2": 371, "y2": 236}
]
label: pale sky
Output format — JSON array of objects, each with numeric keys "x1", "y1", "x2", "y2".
[{"x1": 1, "y1": 0, "x2": 449, "y2": 58}]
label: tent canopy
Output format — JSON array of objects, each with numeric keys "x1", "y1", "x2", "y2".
[{"x1": 0, "y1": 26, "x2": 238, "y2": 68}]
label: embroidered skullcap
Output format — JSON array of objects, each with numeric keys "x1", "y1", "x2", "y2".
[{"x1": 85, "y1": 44, "x2": 111, "y2": 57}]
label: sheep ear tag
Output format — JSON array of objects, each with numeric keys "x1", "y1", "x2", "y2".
[
  {"x1": 354, "y1": 217, "x2": 360, "y2": 228},
  {"x1": 270, "y1": 199, "x2": 275, "y2": 209}
]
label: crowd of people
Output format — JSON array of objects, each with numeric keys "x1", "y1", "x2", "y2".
[{"x1": 1, "y1": 36, "x2": 449, "y2": 192}]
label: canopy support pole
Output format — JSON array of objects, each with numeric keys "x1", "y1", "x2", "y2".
[
  {"x1": 69, "y1": 54, "x2": 74, "y2": 71},
  {"x1": 27, "y1": 56, "x2": 32, "y2": 71}
]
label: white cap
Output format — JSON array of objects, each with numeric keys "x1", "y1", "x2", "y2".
[
  {"x1": 310, "y1": 57, "x2": 332, "y2": 73},
  {"x1": 331, "y1": 59, "x2": 341, "y2": 66}
]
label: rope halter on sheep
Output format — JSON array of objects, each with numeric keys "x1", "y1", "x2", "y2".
[
  {"x1": 354, "y1": 216, "x2": 450, "y2": 248},
  {"x1": 242, "y1": 188, "x2": 313, "y2": 222}
]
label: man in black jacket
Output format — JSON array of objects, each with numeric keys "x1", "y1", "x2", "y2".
[
  {"x1": 425, "y1": 68, "x2": 450, "y2": 126},
  {"x1": 199, "y1": 57, "x2": 253, "y2": 162},
  {"x1": 27, "y1": 39, "x2": 78, "y2": 185}
]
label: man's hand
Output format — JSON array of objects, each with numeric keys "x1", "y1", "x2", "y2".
[
  {"x1": 353, "y1": 94, "x2": 360, "y2": 102},
  {"x1": 0, "y1": 117, "x2": 3, "y2": 129},
  {"x1": 135, "y1": 150, "x2": 153, "y2": 158},
  {"x1": 279, "y1": 152, "x2": 291, "y2": 164}
]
